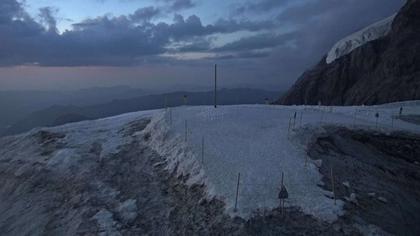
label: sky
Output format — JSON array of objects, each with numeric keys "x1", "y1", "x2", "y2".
[{"x1": 0, "y1": 0, "x2": 406, "y2": 91}]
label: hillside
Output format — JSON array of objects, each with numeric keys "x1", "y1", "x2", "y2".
[
  {"x1": 279, "y1": 0, "x2": 420, "y2": 105},
  {"x1": 1, "y1": 102, "x2": 420, "y2": 235}
]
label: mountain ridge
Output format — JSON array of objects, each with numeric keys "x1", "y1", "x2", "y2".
[{"x1": 279, "y1": 0, "x2": 420, "y2": 106}]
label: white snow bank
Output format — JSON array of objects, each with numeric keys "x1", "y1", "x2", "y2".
[
  {"x1": 326, "y1": 14, "x2": 396, "y2": 64},
  {"x1": 144, "y1": 102, "x2": 420, "y2": 222}
]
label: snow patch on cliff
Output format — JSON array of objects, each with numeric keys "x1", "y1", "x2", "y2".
[{"x1": 326, "y1": 14, "x2": 396, "y2": 64}]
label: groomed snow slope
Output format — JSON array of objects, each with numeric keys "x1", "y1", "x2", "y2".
[
  {"x1": 326, "y1": 14, "x2": 396, "y2": 64},
  {"x1": 144, "y1": 101, "x2": 420, "y2": 222}
]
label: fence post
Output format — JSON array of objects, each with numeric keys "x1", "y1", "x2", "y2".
[
  {"x1": 391, "y1": 115, "x2": 394, "y2": 128},
  {"x1": 352, "y1": 110, "x2": 357, "y2": 128},
  {"x1": 184, "y1": 120, "x2": 188, "y2": 142},
  {"x1": 300, "y1": 112, "x2": 303, "y2": 127},
  {"x1": 183, "y1": 95, "x2": 188, "y2": 106},
  {"x1": 234, "y1": 172, "x2": 241, "y2": 212},
  {"x1": 169, "y1": 108, "x2": 173, "y2": 126},
  {"x1": 330, "y1": 167, "x2": 336, "y2": 205},
  {"x1": 201, "y1": 136, "x2": 204, "y2": 164}
]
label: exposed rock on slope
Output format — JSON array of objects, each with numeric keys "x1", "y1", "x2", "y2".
[{"x1": 280, "y1": 0, "x2": 420, "y2": 105}]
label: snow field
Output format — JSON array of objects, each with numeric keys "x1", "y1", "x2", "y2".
[
  {"x1": 144, "y1": 102, "x2": 420, "y2": 222},
  {"x1": 6, "y1": 100, "x2": 419, "y2": 224}
]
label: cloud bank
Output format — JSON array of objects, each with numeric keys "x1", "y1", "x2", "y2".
[{"x1": 0, "y1": 0, "x2": 405, "y2": 88}]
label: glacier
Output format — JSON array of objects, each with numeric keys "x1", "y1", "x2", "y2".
[{"x1": 326, "y1": 14, "x2": 396, "y2": 64}]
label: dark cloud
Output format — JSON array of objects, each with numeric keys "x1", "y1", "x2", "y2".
[
  {"x1": 0, "y1": 0, "x2": 406, "y2": 81},
  {"x1": 211, "y1": 18, "x2": 277, "y2": 33},
  {"x1": 0, "y1": 0, "x2": 23, "y2": 23},
  {"x1": 39, "y1": 7, "x2": 58, "y2": 32},
  {"x1": 175, "y1": 37, "x2": 213, "y2": 52},
  {"x1": 235, "y1": 0, "x2": 293, "y2": 14},
  {"x1": 161, "y1": 0, "x2": 195, "y2": 11},
  {"x1": 130, "y1": 6, "x2": 160, "y2": 22},
  {"x1": 0, "y1": 0, "x2": 278, "y2": 66},
  {"x1": 275, "y1": 0, "x2": 406, "y2": 59},
  {"x1": 213, "y1": 50, "x2": 270, "y2": 60},
  {"x1": 213, "y1": 32, "x2": 296, "y2": 52}
]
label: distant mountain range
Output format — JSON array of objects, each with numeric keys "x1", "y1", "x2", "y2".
[
  {"x1": 1, "y1": 88, "x2": 281, "y2": 137},
  {"x1": 279, "y1": 0, "x2": 420, "y2": 105},
  {"x1": 0, "y1": 86, "x2": 151, "y2": 132}
]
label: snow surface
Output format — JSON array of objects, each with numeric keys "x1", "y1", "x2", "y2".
[
  {"x1": 326, "y1": 14, "x2": 396, "y2": 64},
  {"x1": 144, "y1": 101, "x2": 420, "y2": 222},
  {"x1": 1, "y1": 109, "x2": 158, "y2": 177},
  {"x1": 3, "y1": 101, "x2": 420, "y2": 224}
]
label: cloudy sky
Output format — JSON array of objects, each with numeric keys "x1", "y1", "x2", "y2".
[{"x1": 0, "y1": 0, "x2": 405, "y2": 91}]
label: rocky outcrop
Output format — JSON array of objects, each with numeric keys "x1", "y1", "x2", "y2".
[{"x1": 279, "y1": 0, "x2": 420, "y2": 105}]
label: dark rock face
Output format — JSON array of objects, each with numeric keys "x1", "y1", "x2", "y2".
[
  {"x1": 279, "y1": 0, "x2": 420, "y2": 105},
  {"x1": 307, "y1": 127, "x2": 420, "y2": 235}
]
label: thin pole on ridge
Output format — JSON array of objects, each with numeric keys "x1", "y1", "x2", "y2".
[{"x1": 214, "y1": 64, "x2": 217, "y2": 108}]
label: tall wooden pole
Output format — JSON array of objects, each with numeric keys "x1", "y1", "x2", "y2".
[{"x1": 214, "y1": 64, "x2": 217, "y2": 108}]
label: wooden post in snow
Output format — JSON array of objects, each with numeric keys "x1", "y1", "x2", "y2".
[
  {"x1": 234, "y1": 172, "x2": 241, "y2": 212},
  {"x1": 299, "y1": 112, "x2": 303, "y2": 127},
  {"x1": 391, "y1": 115, "x2": 395, "y2": 128},
  {"x1": 201, "y1": 136, "x2": 204, "y2": 164},
  {"x1": 169, "y1": 108, "x2": 173, "y2": 126},
  {"x1": 330, "y1": 167, "x2": 336, "y2": 205},
  {"x1": 184, "y1": 120, "x2": 188, "y2": 142},
  {"x1": 352, "y1": 110, "x2": 357, "y2": 128},
  {"x1": 278, "y1": 172, "x2": 289, "y2": 216}
]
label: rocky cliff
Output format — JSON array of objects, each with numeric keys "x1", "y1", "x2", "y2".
[{"x1": 279, "y1": 0, "x2": 420, "y2": 105}]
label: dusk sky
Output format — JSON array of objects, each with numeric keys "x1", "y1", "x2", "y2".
[{"x1": 0, "y1": 0, "x2": 405, "y2": 91}]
